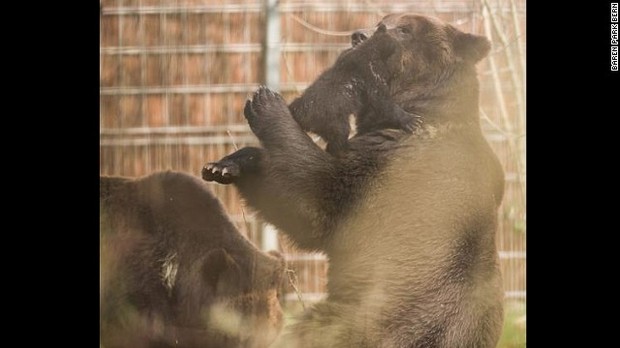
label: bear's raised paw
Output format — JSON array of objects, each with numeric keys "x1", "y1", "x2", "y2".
[{"x1": 202, "y1": 147, "x2": 264, "y2": 185}]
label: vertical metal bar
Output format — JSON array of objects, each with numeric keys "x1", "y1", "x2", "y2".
[
  {"x1": 118, "y1": 0, "x2": 125, "y2": 131},
  {"x1": 224, "y1": 10, "x2": 232, "y2": 124},
  {"x1": 138, "y1": 0, "x2": 152, "y2": 172},
  {"x1": 244, "y1": 8, "x2": 251, "y2": 87},
  {"x1": 99, "y1": 2, "x2": 103, "y2": 130},
  {"x1": 181, "y1": 0, "x2": 189, "y2": 129},
  {"x1": 178, "y1": 0, "x2": 187, "y2": 171},
  {"x1": 138, "y1": 0, "x2": 145, "y2": 128},
  {"x1": 160, "y1": 3, "x2": 170, "y2": 170},
  {"x1": 262, "y1": 223, "x2": 279, "y2": 252},
  {"x1": 204, "y1": 7, "x2": 211, "y2": 126},
  {"x1": 262, "y1": 0, "x2": 281, "y2": 251},
  {"x1": 263, "y1": 0, "x2": 281, "y2": 90},
  {"x1": 114, "y1": 0, "x2": 125, "y2": 175}
]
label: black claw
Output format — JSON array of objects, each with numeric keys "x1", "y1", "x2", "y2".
[
  {"x1": 201, "y1": 163, "x2": 237, "y2": 185},
  {"x1": 201, "y1": 165, "x2": 215, "y2": 182},
  {"x1": 244, "y1": 100, "x2": 253, "y2": 119},
  {"x1": 399, "y1": 112, "x2": 423, "y2": 134},
  {"x1": 257, "y1": 85, "x2": 269, "y2": 96}
]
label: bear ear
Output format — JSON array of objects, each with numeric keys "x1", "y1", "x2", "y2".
[
  {"x1": 453, "y1": 32, "x2": 491, "y2": 63},
  {"x1": 203, "y1": 248, "x2": 242, "y2": 294}
]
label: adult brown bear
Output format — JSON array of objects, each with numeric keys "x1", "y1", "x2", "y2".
[
  {"x1": 203, "y1": 13, "x2": 505, "y2": 348},
  {"x1": 100, "y1": 171, "x2": 285, "y2": 348}
]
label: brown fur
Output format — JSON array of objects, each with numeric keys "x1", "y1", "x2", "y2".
[
  {"x1": 289, "y1": 24, "x2": 421, "y2": 156},
  {"x1": 203, "y1": 13, "x2": 504, "y2": 348},
  {"x1": 100, "y1": 171, "x2": 285, "y2": 348}
]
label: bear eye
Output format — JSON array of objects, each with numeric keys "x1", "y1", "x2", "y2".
[{"x1": 397, "y1": 26, "x2": 411, "y2": 35}]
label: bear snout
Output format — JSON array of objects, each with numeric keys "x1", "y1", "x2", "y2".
[{"x1": 351, "y1": 30, "x2": 369, "y2": 46}]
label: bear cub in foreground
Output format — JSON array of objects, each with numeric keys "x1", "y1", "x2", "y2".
[
  {"x1": 100, "y1": 171, "x2": 285, "y2": 348},
  {"x1": 289, "y1": 24, "x2": 421, "y2": 155}
]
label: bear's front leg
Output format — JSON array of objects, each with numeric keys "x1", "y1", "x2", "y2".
[
  {"x1": 203, "y1": 87, "x2": 343, "y2": 250},
  {"x1": 244, "y1": 86, "x2": 320, "y2": 151},
  {"x1": 202, "y1": 147, "x2": 264, "y2": 185}
]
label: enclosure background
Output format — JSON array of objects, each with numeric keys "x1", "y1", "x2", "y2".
[{"x1": 100, "y1": 0, "x2": 525, "y2": 343}]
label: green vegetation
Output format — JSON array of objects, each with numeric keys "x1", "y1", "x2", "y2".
[{"x1": 498, "y1": 300, "x2": 526, "y2": 348}]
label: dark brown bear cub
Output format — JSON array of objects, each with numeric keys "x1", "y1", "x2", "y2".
[
  {"x1": 204, "y1": 13, "x2": 504, "y2": 348},
  {"x1": 289, "y1": 24, "x2": 421, "y2": 156},
  {"x1": 100, "y1": 171, "x2": 285, "y2": 348}
]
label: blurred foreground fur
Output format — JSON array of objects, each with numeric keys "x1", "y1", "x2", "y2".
[{"x1": 100, "y1": 171, "x2": 285, "y2": 348}]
